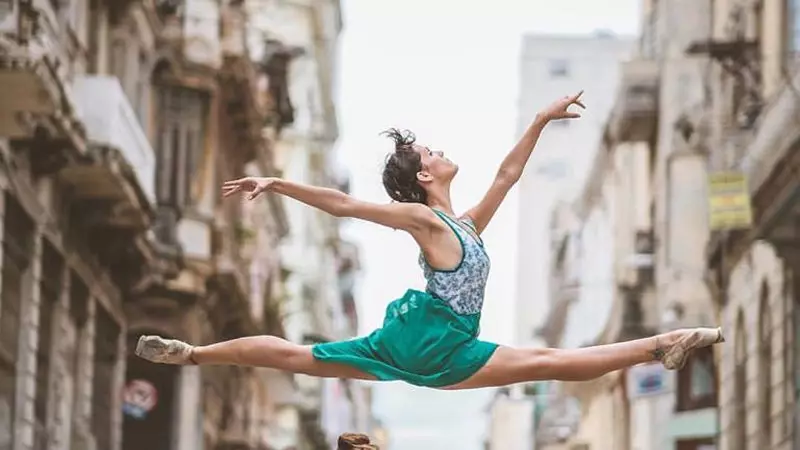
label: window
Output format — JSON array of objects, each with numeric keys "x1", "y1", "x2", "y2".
[
  {"x1": 790, "y1": 0, "x2": 800, "y2": 54},
  {"x1": 758, "y1": 282, "x2": 772, "y2": 447},
  {"x1": 135, "y1": 51, "x2": 150, "y2": 130},
  {"x1": 676, "y1": 345, "x2": 717, "y2": 411},
  {"x1": 734, "y1": 311, "x2": 747, "y2": 450},
  {"x1": 110, "y1": 32, "x2": 150, "y2": 129},
  {"x1": 675, "y1": 438, "x2": 715, "y2": 450},
  {"x1": 155, "y1": 86, "x2": 207, "y2": 209},
  {"x1": 549, "y1": 59, "x2": 570, "y2": 78}
]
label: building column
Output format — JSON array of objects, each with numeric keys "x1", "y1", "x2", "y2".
[
  {"x1": 73, "y1": 297, "x2": 96, "y2": 443},
  {"x1": 172, "y1": 366, "x2": 202, "y2": 450},
  {"x1": 111, "y1": 329, "x2": 126, "y2": 450},
  {"x1": 13, "y1": 224, "x2": 42, "y2": 450},
  {"x1": 775, "y1": 245, "x2": 800, "y2": 450},
  {"x1": 49, "y1": 267, "x2": 73, "y2": 450}
]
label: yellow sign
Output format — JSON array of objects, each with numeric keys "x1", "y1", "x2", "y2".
[{"x1": 708, "y1": 172, "x2": 753, "y2": 230}]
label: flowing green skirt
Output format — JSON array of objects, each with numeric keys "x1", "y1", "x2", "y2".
[{"x1": 312, "y1": 289, "x2": 498, "y2": 388}]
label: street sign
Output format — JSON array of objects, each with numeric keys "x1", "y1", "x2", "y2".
[
  {"x1": 708, "y1": 172, "x2": 753, "y2": 230},
  {"x1": 122, "y1": 379, "x2": 158, "y2": 420},
  {"x1": 627, "y1": 363, "x2": 672, "y2": 398}
]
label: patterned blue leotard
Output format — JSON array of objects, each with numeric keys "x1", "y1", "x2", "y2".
[{"x1": 419, "y1": 210, "x2": 491, "y2": 315}]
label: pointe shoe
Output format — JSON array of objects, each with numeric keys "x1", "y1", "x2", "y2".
[
  {"x1": 660, "y1": 327, "x2": 724, "y2": 371},
  {"x1": 135, "y1": 335, "x2": 196, "y2": 365}
]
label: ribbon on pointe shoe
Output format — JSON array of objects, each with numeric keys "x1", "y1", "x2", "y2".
[{"x1": 657, "y1": 327, "x2": 724, "y2": 371}]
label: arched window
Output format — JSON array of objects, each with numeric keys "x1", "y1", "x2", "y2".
[
  {"x1": 734, "y1": 310, "x2": 747, "y2": 450},
  {"x1": 758, "y1": 281, "x2": 772, "y2": 447}
]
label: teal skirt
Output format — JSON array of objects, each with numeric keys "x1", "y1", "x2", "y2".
[{"x1": 312, "y1": 289, "x2": 498, "y2": 388}]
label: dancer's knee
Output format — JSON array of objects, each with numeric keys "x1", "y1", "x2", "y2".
[
  {"x1": 528, "y1": 347, "x2": 602, "y2": 382},
  {"x1": 231, "y1": 335, "x2": 307, "y2": 368},
  {"x1": 522, "y1": 347, "x2": 561, "y2": 380},
  {"x1": 262, "y1": 336, "x2": 308, "y2": 365}
]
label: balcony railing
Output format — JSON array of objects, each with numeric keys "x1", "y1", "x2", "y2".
[{"x1": 71, "y1": 76, "x2": 156, "y2": 204}]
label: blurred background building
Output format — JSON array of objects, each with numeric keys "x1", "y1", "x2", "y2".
[
  {"x1": 495, "y1": 31, "x2": 634, "y2": 450},
  {"x1": 514, "y1": 32, "x2": 634, "y2": 352},
  {"x1": 0, "y1": 0, "x2": 373, "y2": 449},
  {"x1": 3, "y1": 0, "x2": 800, "y2": 447},
  {"x1": 490, "y1": 0, "x2": 800, "y2": 449}
]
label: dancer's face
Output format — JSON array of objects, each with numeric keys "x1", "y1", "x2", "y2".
[{"x1": 412, "y1": 144, "x2": 458, "y2": 184}]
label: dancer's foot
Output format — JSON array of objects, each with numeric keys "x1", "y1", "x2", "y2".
[
  {"x1": 653, "y1": 327, "x2": 724, "y2": 370},
  {"x1": 135, "y1": 335, "x2": 197, "y2": 365}
]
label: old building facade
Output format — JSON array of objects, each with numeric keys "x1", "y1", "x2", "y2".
[
  {"x1": 536, "y1": 0, "x2": 800, "y2": 449},
  {"x1": 0, "y1": 0, "x2": 365, "y2": 449},
  {"x1": 697, "y1": 1, "x2": 800, "y2": 449},
  {"x1": 245, "y1": 1, "x2": 370, "y2": 448}
]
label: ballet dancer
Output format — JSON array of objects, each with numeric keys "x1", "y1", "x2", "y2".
[{"x1": 135, "y1": 91, "x2": 724, "y2": 390}]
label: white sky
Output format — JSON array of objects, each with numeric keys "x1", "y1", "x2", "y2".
[{"x1": 336, "y1": 1, "x2": 639, "y2": 449}]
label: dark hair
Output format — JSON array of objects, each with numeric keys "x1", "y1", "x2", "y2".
[
  {"x1": 337, "y1": 433, "x2": 378, "y2": 450},
  {"x1": 380, "y1": 128, "x2": 427, "y2": 204}
]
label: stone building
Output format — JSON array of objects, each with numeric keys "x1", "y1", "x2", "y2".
[
  {"x1": 535, "y1": 0, "x2": 723, "y2": 448},
  {"x1": 0, "y1": 0, "x2": 365, "y2": 448},
  {"x1": 245, "y1": 1, "x2": 371, "y2": 448},
  {"x1": 537, "y1": 0, "x2": 800, "y2": 449},
  {"x1": 690, "y1": 0, "x2": 800, "y2": 449}
]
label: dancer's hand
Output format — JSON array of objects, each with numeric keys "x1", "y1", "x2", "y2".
[
  {"x1": 222, "y1": 177, "x2": 278, "y2": 200},
  {"x1": 540, "y1": 91, "x2": 586, "y2": 121}
]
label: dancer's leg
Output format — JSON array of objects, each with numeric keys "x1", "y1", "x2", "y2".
[
  {"x1": 136, "y1": 335, "x2": 377, "y2": 381},
  {"x1": 444, "y1": 327, "x2": 723, "y2": 390}
]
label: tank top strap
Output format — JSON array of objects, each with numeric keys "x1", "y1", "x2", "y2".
[{"x1": 431, "y1": 209, "x2": 468, "y2": 241}]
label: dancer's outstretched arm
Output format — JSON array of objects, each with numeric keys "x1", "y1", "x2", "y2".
[
  {"x1": 222, "y1": 177, "x2": 437, "y2": 233},
  {"x1": 463, "y1": 91, "x2": 586, "y2": 234}
]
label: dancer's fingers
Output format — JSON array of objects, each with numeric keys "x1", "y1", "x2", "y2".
[
  {"x1": 222, "y1": 186, "x2": 241, "y2": 197},
  {"x1": 247, "y1": 185, "x2": 267, "y2": 200},
  {"x1": 223, "y1": 178, "x2": 248, "y2": 188}
]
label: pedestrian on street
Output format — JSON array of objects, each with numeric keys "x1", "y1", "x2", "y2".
[{"x1": 337, "y1": 433, "x2": 378, "y2": 450}]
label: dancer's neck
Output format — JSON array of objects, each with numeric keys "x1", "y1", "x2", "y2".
[{"x1": 427, "y1": 193, "x2": 454, "y2": 217}]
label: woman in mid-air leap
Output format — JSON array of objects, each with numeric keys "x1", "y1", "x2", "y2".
[{"x1": 135, "y1": 91, "x2": 723, "y2": 390}]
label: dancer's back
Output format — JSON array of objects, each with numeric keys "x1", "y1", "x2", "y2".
[{"x1": 419, "y1": 210, "x2": 490, "y2": 315}]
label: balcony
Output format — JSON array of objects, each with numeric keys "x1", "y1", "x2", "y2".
[
  {"x1": 609, "y1": 59, "x2": 659, "y2": 142},
  {"x1": 0, "y1": 56, "x2": 63, "y2": 138},
  {"x1": 70, "y1": 76, "x2": 156, "y2": 204},
  {"x1": 0, "y1": 27, "x2": 86, "y2": 174},
  {"x1": 58, "y1": 76, "x2": 154, "y2": 245},
  {"x1": 744, "y1": 72, "x2": 800, "y2": 246},
  {"x1": 0, "y1": 0, "x2": 84, "y2": 140},
  {"x1": 703, "y1": 69, "x2": 800, "y2": 261}
]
